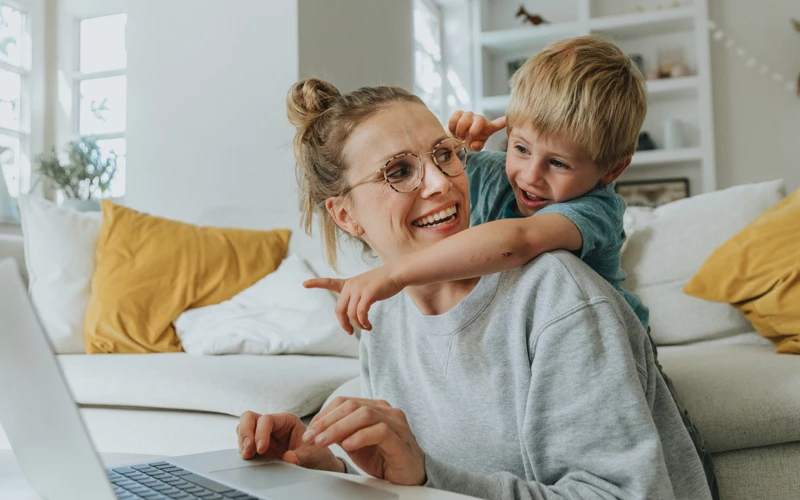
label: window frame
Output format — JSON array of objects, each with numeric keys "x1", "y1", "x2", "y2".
[
  {"x1": 70, "y1": 10, "x2": 127, "y2": 198},
  {"x1": 413, "y1": 0, "x2": 449, "y2": 123},
  {"x1": 0, "y1": 0, "x2": 44, "y2": 217}
]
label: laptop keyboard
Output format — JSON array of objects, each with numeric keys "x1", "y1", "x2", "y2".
[{"x1": 107, "y1": 462, "x2": 259, "y2": 500}]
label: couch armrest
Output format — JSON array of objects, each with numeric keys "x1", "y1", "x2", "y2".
[{"x1": 0, "y1": 234, "x2": 27, "y2": 286}]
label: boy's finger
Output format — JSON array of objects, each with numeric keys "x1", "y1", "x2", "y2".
[
  {"x1": 447, "y1": 111, "x2": 463, "y2": 135},
  {"x1": 303, "y1": 278, "x2": 345, "y2": 294},
  {"x1": 357, "y1": 300, "x2": 372, "y2": 331},
  {"x1": 469, "y1": 116, "x2": 487, "y2": 141},
  {"x1": 489, "y1": 115, "x2": 507, "y2": 132},
  {"x1": 348, "y1": 295, "x2": 366, "y2": 331},
  {"x1": 470, "y1": 140, "x2": 486, "y2": 151},
  {"x1": 455, "y1": 112, "x2": 474, "y2": 140},
  {"x1": 335, "y1": 295, "x2": 354, "y2": 334}
]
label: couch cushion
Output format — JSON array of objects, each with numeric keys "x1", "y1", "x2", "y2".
[
  {"x1": 684, "y1": 188, "x2": 800, "y2": 354},
  {"x1": 85, "y1": 201, "x2": 291, "y2": 354},
  {"x1": 621, "y1": 180, "x2": 786, "y2": 345},
  {"x1": 57, "y1": 353, "x2": 360, "y2": 418},
  {"x1": 658, "y1": 343, "x2": 800, "y2": 454}
]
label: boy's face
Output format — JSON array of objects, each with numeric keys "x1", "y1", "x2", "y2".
[{"x1": 506, "y1": 124, "x2": 611, "y2": 217}]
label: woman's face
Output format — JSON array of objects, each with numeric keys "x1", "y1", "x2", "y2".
[{"x1": 331, "y1": 102, "x2": 470, "y2": 263}]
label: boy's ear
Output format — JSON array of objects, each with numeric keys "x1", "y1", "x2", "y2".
[
  {"x1": 325, "y1": 197, "x2": 363, "y2": 238},
  {"x1": 601, "y1": 156, "x2": 632, "y2": 185}
]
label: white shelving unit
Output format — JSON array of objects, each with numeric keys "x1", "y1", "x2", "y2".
[{"x1": 470, "y1": 0, "x2": 717, "y2": 193}]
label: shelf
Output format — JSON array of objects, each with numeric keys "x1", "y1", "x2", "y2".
[
  {"x1": 480, "y1": 22, "x2": 581, "y2": 52},
  {"x1": 647, "y1": 76, "x2": 698, "y2": 95},
  {"x1": 630, "y1": 148, "x2": 702, "y2": 167},
  {"x1": 589, "y1": 6, "x2": 696, "y2": 38},
  {"x1": 480, "y1": 76, "x2": 699, "y2": 113}
]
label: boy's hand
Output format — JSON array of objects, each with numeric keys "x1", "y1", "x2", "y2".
[
  {"x1": 303, "y1": 266, "x2": 404, "y2": 334},
  {"x1": 448, "y1": 111, "x2": 506, "y2": 151}
]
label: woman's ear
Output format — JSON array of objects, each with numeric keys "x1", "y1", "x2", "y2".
[{"x1": 325, "y1": 197, "x2": 362, "y2": 238}]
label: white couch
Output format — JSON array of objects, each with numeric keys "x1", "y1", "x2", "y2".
[{"x1": 2, "y1": 180, "x2": 799, "y2": 500}]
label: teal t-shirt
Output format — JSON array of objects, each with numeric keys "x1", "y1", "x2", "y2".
[{"x1": 466, "y1": 150, "x2": 650, "y2": 330}]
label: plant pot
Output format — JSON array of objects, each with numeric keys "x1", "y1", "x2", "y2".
[{"x1": 60, "y1": 198, "x2": 101, "y2": 212}]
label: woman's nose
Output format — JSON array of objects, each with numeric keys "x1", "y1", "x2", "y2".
[{"x1": 419, "y1": 159, "x2": 451, "y2": 198}]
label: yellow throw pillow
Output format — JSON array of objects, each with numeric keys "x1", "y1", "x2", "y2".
[
  {"x1": 85, "y1": 201, "x2": 291, "y2": 353},
  {"x1": 684, "y1": 189, "x2": 800, "y2": 354}
]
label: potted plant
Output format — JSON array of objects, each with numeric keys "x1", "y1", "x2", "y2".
[{"x1": 34, "y1": 138, "x2": 117, "y2": 211}]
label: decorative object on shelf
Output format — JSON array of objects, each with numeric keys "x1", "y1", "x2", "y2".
[
  {"x1": 670, "y1": 62, "x2": 691, "y2": 77},
  {"x1": 633, "y1": 2, "x2": 682, "y2": 13},
  {"x1": 34, "y1": 137, "x2": 117, "y2": 212},
  {"x1": 615, "y1": 178, "x2": 690, "y2": 208},
  {"x1": 637, "y1": 131, "x2": 657, "y2": 151},
  {"x1": 630, "y1": 54, "x2": 645, "y2": 76},
  {"x1": 507, "y1": 57, "x2": 527, "y2": 83},
  {"x1": 515, "y1": 5, "x2": 549, "y2": 26},
  {"x1": 657, "y1": 47, "x2": 689, "y2": 78},
  {"x1": 662, "y1": 118, "x2": 684, "y2": 149},
  {"x1": 645, "y1": 69, "x2": 661, "y2": 80},
  {"x1": 707, "y1": 19, "x2": 798, "y2": 95}
]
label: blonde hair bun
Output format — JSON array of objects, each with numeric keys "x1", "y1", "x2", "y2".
[{"x1": 286, "y1": 78, "x2": 342, "y2": 140}]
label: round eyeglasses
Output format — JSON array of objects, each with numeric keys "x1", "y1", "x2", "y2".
[{"x1": 343, "y1": 138, "x2": 468, "y2": 194}]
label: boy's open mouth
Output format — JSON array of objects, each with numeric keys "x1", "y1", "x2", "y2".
[
  {"x1": 412, "y1": 205, "x2": 458, "y2": 228},
  {"x1": 522, "y1": 191, "x2": 549, "y2": 203}
]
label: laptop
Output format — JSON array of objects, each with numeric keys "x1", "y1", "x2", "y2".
[{"x1": 0, "y1": 259, "x2": 397, "y2": 500}]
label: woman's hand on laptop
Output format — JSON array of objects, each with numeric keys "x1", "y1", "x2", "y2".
[
  {"x1": 302, "y1": 397, "x2": 426, "y2": 486},
  {"x1": 448, "y1": 110, "x2": 506, "y2": 151},
  {"x1": 236, "y1": 411, "x2": 346, "y2": 473}
]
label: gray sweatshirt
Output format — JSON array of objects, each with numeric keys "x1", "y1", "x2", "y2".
[{"x1": 360, "y1": 251, "x2": 711, "y2": 500}]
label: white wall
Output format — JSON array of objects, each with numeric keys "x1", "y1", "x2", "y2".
[
  {"x1": 710, "y1": 0, "x2": 800, "y2": 193},
  {"x1": 125, "y1": 0, "x2": 416, "y2": 275},
  {"x1": 298, "y1": 0, "x2": 413, "y2": 92},
  {"x1": 125, "y1": 0, "x2": 300, "y2": 230}
]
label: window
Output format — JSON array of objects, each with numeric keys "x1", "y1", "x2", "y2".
[
  {"x1": 0, "y1": 1, "x2": 31, "y2": 221},
  {"x1": 76, "y1": 13, "x2": 127, "y2": 197},
  {"x1": 413, "y1": 0, "x2": 445, "y2": 122}
]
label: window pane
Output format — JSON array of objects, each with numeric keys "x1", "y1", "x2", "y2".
[
  {"x1": 0, "y1": 134, "x2": 20, "y2": 207},
  {"x1": 95, "y1": 138, "x2": 125, "y2": 197},
  {"x1": 79, "y1": 75, "x2": 126, "y2": 135},
  {"x1": 413, "y1": 0, "x2": 441, "y2": 61},
  {"x1": 0, "y1": 68, "x2": 21, "y2": 130},
  {"x1": 80, "y1": 14, "x2": 127, "y2": 73},
  {"x1": 0, "y1": 4, "x2": 23, "y2": 67}
]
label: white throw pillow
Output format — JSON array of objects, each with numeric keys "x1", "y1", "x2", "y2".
[
  {"x1": 174, "y1": 254, "x2": 359, "y2": 357},
  {"x1": 18, "y1": 196, "x2": 103, "y2": 353},
  {"x1": 621, "y1": 180, "x2": 786, "y2": 345}
]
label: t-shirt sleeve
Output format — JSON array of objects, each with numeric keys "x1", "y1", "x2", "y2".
[
  {"x1": 536, "y1": 191, "x2": 623, "y2": 259},
  {"x1": 423, "y1": 301, "x2": 679, "y2": 499}
]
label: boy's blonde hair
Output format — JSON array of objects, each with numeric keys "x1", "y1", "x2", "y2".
[{"x1": 507, "y1": 35, "x2": 647, "y2": 173}]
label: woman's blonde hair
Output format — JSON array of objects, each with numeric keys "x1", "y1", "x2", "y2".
[
  {"x1": 286, "y1": 78, "x2": 424, "y2": 271},
  {"x1": 507, "y1": 35, "x2": 647, "y2": 172}
]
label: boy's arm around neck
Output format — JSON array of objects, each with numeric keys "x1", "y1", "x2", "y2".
[{"x1": 391, "y1": 213, "x2": 582, "y2": 288}]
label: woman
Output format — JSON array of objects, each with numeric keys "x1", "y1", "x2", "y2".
[{"x1": 236, "y1": 78, "x2": 711, "y2": 499}]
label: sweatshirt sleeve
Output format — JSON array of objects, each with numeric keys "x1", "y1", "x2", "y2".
[{"x1": 423, "y1": 299, "x2": 676, "y2": 500}]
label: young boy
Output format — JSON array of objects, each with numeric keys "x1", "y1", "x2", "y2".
[{"x1": 308, "y1": 36, "x2": 717, "y2": 496}]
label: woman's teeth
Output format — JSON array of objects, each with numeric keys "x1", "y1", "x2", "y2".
[{"x1": 413, "y1": 205, "x2": 458, "y2": 228}]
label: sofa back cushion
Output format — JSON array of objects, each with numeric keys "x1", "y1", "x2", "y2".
[
  {"x1": 84, "y1": 201, "x2": 291, "y2": 353},
  {"x1": 19, "y1": 196, "x2": 103, "y2": 353},
  {"x1": 684, "y1": 188, "x2": 800, "y2": 353},
  {"x1": 621, "y1": 180, "x2": 786, "y2": 345}
]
